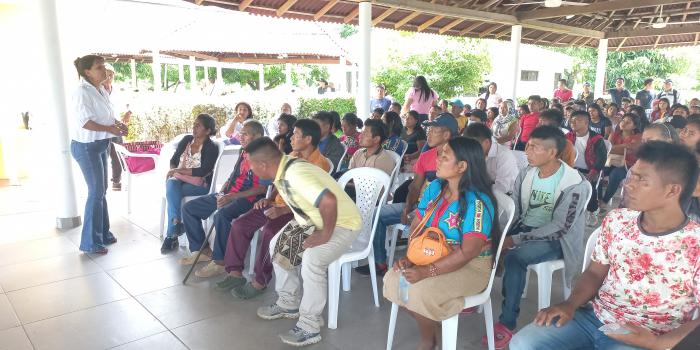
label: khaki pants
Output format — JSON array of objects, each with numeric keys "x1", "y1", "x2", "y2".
[{"x1": 271, "y1": 226, "x2": 361, "y2": 333}]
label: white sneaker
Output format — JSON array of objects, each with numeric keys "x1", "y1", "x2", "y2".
[
  {"x1": 178, "y1": 252, "x2": 211, "y2": 266},
  {"x1": 195, "y1": 261, "x2": 225, "y2": 278}
]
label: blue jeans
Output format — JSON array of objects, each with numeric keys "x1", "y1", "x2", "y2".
[
  {"x1": 500, "y1": 240, "x2": 563, "y2": 329},
  {"x1": 373, "y1": 203, "x2": 404, "y2": 264},
  {"x1": 510, "y1": 307, "x2": 645, "y2": 350},
  {"x1": 165, "y1": 178, "x2": 209, "y2": 237},
  {"x1": 601, "y1": 166, "x2": 628, "y2": 203},
  {"x1": 181, "y1": 193, "x2": 254, "y2": 260},
  {"x1": 70, "y1": 139, "x2": 115, "y2": 253}
]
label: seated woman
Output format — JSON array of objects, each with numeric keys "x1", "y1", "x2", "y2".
[
  {"x1": 164, "y1": 114, "x2": 218, "y2": 240},
  {"x1": 382, "y1": 111, "x2": 406, "y2": 155},
  {"x1": 222, "y1": 102, "x2": 253, "y2": 144},
  {"x1": 339, "y1": 113, "x2": 363, "y2": 171},
  {"x1": 383, "y1": 137, "x2": 500, "y2": 350},
  {"x1": 401, "y1": 110, "x2": 426, "y2": 171},
  {"x1": 651, "y1": 98, "x2": 671, "y2": 123},
  {"x1": 599, "y1": 113, "x2": 641, "y2": 209},
  {"x1": 276, "y1": 113, "x2": 297, "y2": 154},
  {"x1": 642, "y1": 122, "x2": 680, "y2": 144}
]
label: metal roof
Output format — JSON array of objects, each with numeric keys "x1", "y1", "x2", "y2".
[{"x1": 186, "y1": 0, "x2": 700, "y2": 51}]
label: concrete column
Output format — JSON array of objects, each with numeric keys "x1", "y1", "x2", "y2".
[
  {"x1": 594, "y1": 38, "x2": 608, "y2": 98},
  {"x1": 510, "y1": 25, "x2": 522, "y2": 101},
  {"x1": 258, "y1": 64, "x2": 265, "y2": 92},
  {"x1": 38, "y1": 0, "x2": 80, "y2": 228},
  {"x1": 203, "y1": 65, "x2": 209, "y2": 82},
  {"x1": 178, "y1": 63, "x2": 185, "y2": 84},
  {"x1": 189, "y1": 56, "x2": 197, "y2": 90},
  {"x1": 216, "y1": 65, "x2": 223, "y2": 84},
  {"x1": 152, "y1": 50, "x2": 161, "y2": 93},
  {"x1": 130, "y1": 58, "x2": 137, "y2": 90},
  {"x1": 357, "y1": 2, "x2": 371, "y2": 117}
]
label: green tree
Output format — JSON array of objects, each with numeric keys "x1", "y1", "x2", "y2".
[
  {"x1": 373, "y1": 50, "x2": 490, "y2": 103},
  {"x1": 552, "y1": 47, "x2": 688, "y2": 92}
]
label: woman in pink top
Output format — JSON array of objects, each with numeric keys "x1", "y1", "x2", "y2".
[{"x1": 402, "y1": 76, "x2": 438, "y2": 120}]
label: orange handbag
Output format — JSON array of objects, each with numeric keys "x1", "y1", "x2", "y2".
[{"x1": 406, "y1": 190, "x2": 452, "y2": 265}]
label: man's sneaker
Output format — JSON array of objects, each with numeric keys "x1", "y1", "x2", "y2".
[
  {"x1": 482, "y1": 322, "x2": 513, "y2": 350},
  {"x1": 279, "y1": 326, "x2": 321, "y2": 347},
  {"x1": 195, "y1": 261, "x2": 225, "y2": 278},
  {"x1": 354, "y1": 263, "x2": 387, "y2": 277},
  {"x1": 257, "y1": 304, "x2": 299, "y2": 320}
]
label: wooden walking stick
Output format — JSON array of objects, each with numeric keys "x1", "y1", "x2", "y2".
[{"x1": 183, "y1": 209, "x2": 219, "y2": 285}]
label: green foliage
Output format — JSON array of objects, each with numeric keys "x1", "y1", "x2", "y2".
[
  {"x1": 191, "y1": 104, "x2": 232, "y2": 132},
  {"x1": 297, "y1": 97, "x2": 356, "y2": 119},
  {"x1": 339, "y1": 24, "x2": 358, "y2": 38},
  {"x1": 373, "y1": 50, "x2": 490, "y2": 104},
  {"x1": 551, "y1": 47, "x2": 688, "y2": 92},
  {"x1": 291, "y1": 65, "x2": 330, "y2": 87},
  {"x1": 125, "y1": 106, "x2": 194, "y2": 142}
]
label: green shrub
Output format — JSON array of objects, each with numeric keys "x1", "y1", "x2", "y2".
[
  {"x1": 191, "y1": 104, "x2": 232, "y2": 132},
  {"x1": 297, "y1": 97, "x2": 356, "y2": 119}
]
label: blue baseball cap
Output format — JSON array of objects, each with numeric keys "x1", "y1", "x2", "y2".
[
  {"x1": 423, "y1": 112, "x2": 459, "y2": 136},
  {"x1": 448, "y1": 99, "x2": 465, "y2": 109}
]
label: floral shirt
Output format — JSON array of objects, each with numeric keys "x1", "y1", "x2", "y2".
[
  {"x1": 591, "y1": 208, "x2": 700, "y2": 335},
  {"x1": 339, "y1": 133, "x2": 360, "y2": 170}
]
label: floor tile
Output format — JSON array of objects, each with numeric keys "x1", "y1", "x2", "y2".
[
  {"x1": 24, "y1": 299, "x2": 165, "y2": 350},
  {"x1": 0, "y1": 326, "x2": 33, "y2": 350},
  {"x1": 135, "y1": 281, "x2": 240, "y2": 329},
  {"x1": 109, "y1": 331, "x2": 187, "y2": 350},
  {"x1": 0, "y1": 253, "x2": 102, "y2": 292},
  {"x1": 0, "y1": 295, "x2": 20, "y2": 331},
  {"x1": 7, "y1": 272, "x2": 130, "y2": 324},
  {"x1": 86, "y1": 236, "x2": 167, "y2": 270},
  {"x1": 107, "y1": 255, "x2": 191, "y2": 296},
  {"x1": 0, "y1": 236, "x2": 77, "y2": 267}
]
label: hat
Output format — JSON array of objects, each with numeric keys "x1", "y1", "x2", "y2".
[
  {"x1": 583, "y1": 82, "x2": 591, "y2": 87},
  {"x1": 448, "y1": 99, "x2": 464, "y2": 109},
  {"x1": 104, "y1": 63, "x2": 115, "y2": 72},
  {"x1": 664, "y1": 79, "x2": 673, "y2": 84},
  {"x1": 424, "y1": 112, "x2": 459, "y2": 135}
]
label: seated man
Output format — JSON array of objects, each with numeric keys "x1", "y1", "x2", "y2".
[
  {"x1": 537, "y1": 108, "x2": 576, "y2": 167},
  {"x1": 313, "y1": 111, "x2": 345, "y2": 172},
  {"x1": 220, "y1": 119, "x2": 331, "y2": 299},
  {"x1": 349, "y1": 119, "x2": 396, "y2": 176},
  {"x1": 247, "y1": 138, "x2": 362, "y2": 347},
  {"x1": 180, "y1": 120, "x2": 267, "y2": 277},
  {"x1": 463, "y1": 122, "x2": 518, "y2": 194},
  {"x1": 490, "y1": 125, "x2": 590, "y2": 349},
  {"x1": 511, "y1": 141, "x2": 700, "y2": 350},
  {"x1": 566, "y1": 110, "x2": 607, "y2": 223},
  {"x1": 355, "y1": 112, "x2": 457, "y2": 276}
]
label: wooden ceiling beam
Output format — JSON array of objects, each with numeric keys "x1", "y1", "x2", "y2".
[
  {"x1": 517, "y1": 0, "x2": 687, "y2": 21},
  {"x1": 372, "y1": 7, "x2": 397, "y2": 25},
  {"x1": 417, "y1": 15, "x2": 444, "y2": 32},
  {"x1": 615, "y1": 37, "x2": 628, "y2": 51},
  {"x1": 276, "y1": 0, "x2": 298, "y2": 17},
  {"x1": 343, "y1": 6, "x2": 359, "y2": 23},
  {"x1": 606, "y1": 23, "x2": 700, "y2": 38},
  {"x1": 394, "y1": 11, "x2": 421, "y2": 29},
  {"x1": 238, "y1": 0, "x2": 254, "y2": 11},
  {"x1": 170, "y1": 50, "x2": 220, "y2": 61},
  {"x1": 478, "y1": 24, "x2": 502, "y2": 38},
  {"x1": 458, "y1": 21, "x2": 483, "y2": 36},
  {"x1": 439, "y1": 18, "x2": 463, "y2": 34},
  {"x1": 314, "y1": 0, "x2": 339, "y2": 21}
]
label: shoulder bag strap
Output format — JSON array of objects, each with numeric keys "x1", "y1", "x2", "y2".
[{"x1": 408, "y1": 187, "x2": 444, "y2": 240}]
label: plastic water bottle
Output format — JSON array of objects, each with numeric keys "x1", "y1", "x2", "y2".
[{"x1": 399, "y1": 272, "x2": 409, "y2": 303}]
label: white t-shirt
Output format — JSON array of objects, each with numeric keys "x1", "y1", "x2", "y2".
[
  {"x1": 480, "y1": 92, "x2": 503, "y2": 109},
  {"x1": 72, "y1": 80, "x2": 117, "y2": 143},
  {"x1": 574, "y1": 134, "x2": 589, "y2": 170}
]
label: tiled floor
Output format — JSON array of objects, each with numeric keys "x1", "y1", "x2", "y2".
[{"x1": 0, "y1": 174, "x2": 576, "y2": 350}]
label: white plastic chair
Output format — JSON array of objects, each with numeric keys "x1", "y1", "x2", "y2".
[
  {"x1": 521, "y1": 180, "x2": 592, "y2": 310},
  {"x1": 398, "y1": 139, "x2": 408, "y2": 159},
  {"x1": 158, "y1": 141, "x2": 226, "y2": 239},
  {"x1": 328, "y1": 168, "x2": 392, "y2": 329},
  {"x1": 512, "y1": 150, "x2": 528, "y2": 171},
  {"x1": 326, "y1": 156, "x2": 335, "y2": 175},
  {"x1": 386, "y1": 190, "x2": 516, "y2": 350},
  {"x1": 335, "y1": 144, "x2": 348, "y2": 173},
  {"x1": 112, "y1": 143, "x2": 160, "y2": 214}
]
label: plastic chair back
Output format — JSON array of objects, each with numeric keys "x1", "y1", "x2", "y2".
[
  {"x1": 326, "y1": 157, "x2": 335, "y2": 174},
  {"x1": 207, "y1": 141, "x2": 226, "y2": 194},
  {"x1": 398, "y1": 140, "x2": 408, "y2": 159}
]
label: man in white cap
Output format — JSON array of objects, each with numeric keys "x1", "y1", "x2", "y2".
[
  {"x1": 577, "y1": 82, "x2": 594, "y2": 107},
  {"x1": 657, "y1": 79, "x2": 680, "y2": 105}
]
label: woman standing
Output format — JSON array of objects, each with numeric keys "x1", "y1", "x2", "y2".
[
  {"x1": 222, "y1": 102, "x2": 253, "y2": 143},
  {"x1": 162, "y1": 114, "x2": 219, "y2": 253},
  {"x1": 479, "y1": 82, "x2": 503, "y2": 108},
  {"x1": 491, "y1": 100, "x2": 519, "y2": 147},
  {"x1": 71, "y1": 55, "x2": 128, "y2": 254},
  {"x1": 383, "y1": 137, "x2": 499, "y2": 350},
  {"x1": 474, "y1": 98, "x2": 487, "y2": 111},
  {"x1": 403, "y1": 76, "x2": 439, "y2": 121}
]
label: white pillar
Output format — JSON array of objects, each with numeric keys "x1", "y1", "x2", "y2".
[
  {"x1": 130, "y1": 58, "x2": 137, "y2": 90},
  {"x1": 152, "y1": 50, "x2": 161, "y2": 93},
  {"x1": 178, "y1": 63, "x2": 185, "y2": 84},
  {"x1": 203, "y1": 65, "x2": 209, "y2": 82},
  {"x1": 357, "y1": 2, "x2": 371, "y2": 118},
  {"x1": 189, "y1": 56, "x2": 197, "y2": 90},
  {"x1": 337, "y1": 55, "x2": 345, "y2": 94},
  {"x1": 216, "y1": 66, "x2": 223, "y2": 84},
  {"x1": 38, "y1": 0, "x2": 80, "y2": 229},
  {"x1": 258, "y1": 64, "x2": 265, "y2": 92},
  {"x1": 285, "y1": 63, "x2": 292, "y2": 88},
  {"x1": 594, "y1": 38, "x2": 608, "y2": 98},
  {"x1": 510, "y1": 25, "x2": 522, "y2": 101}
]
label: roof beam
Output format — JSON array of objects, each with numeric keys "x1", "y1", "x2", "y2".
[
  {"x1": 653, "y1": 35, "x2": 662, "y2": 49},
  {"x1": 517, "y1": 0, "x2": 687, "y2": 21},
  {"x1": 276, "y1": 0, "x2": 298, "y2": 16},
  {"x1": 438, "y1": 18, "x2": 463, "y2": 34},
  {"x1": 372, "y1": 7, "x2": 397, "y2": 25},
  {"x1": 238, "y1": 0, "x2": 254, "y2": 11},
  {"x1": 314, "y1": 0, "x2": 339, "y2": 20},
  {"x1": 170, "y1": 50, "x2": 219, "y2": 61},
  {"x1": 344, "y1": 6, "x2": 359, "y2": 23},
  {"x1": 357, "y1": 0, "x2": 604, "y2": 38},
  {"x1": 478, "y1": 24, "x2": 502, "y2": 38},
  {"x1": 458, "y1": 21, "x2": 483, "y2": 36},
  {"x1": 417, "y1": 15, "x2": 444, "y2": 32},
  {"x1": 394, "y1": 11, "x2": 421, "y2": 29},
  {"x1": 606, "y1": 24, "x2": 700, "y2": 38}
]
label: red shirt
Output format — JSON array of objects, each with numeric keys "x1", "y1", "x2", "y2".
[
  {"x1": 518, "y1": 112, "x2": 540, "y2": 143},
  {"x1": 413, "y1": 146, "x2": 438, "y2": 183},
  {"x1": 554, "y1": 88, "x2": 573, "y2": 102},
  {"x1": 609, "y1": 131, "x2": 641, "y2": 168}
]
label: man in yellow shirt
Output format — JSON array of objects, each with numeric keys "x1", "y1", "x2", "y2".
[{"x1": 247, "y1": 137, "x2": 361, "y2": 347}]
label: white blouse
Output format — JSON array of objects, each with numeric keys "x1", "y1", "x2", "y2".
[{"x1": 71, "y1": 80, "x2": 117, "y2": 143}]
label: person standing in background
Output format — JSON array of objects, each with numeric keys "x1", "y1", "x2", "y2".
[
  {"x1": 578, "y1": 82, "x2": 594, "y2": 107},
  {"x1": 479, "y1": 82, "x2": 503, "y2": 108},
  {"x1": 402, "y1": 76, "x2": 438, "y2": 121},
  {"x1": 608, "y1": 77, "x2": 631, "y2": 107},
  {"x1": 370, "y1": 84, "x2": 392, "y2": 114},
  {"x1": 635, "y1": 78, "x2": 654, "y2": 110},
  {"x1": 553, "y1": 79, "x2": 573, "y2": 103},
  {"x1": 103, "y1": 63, "x2": 131, "y2": 191}
]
